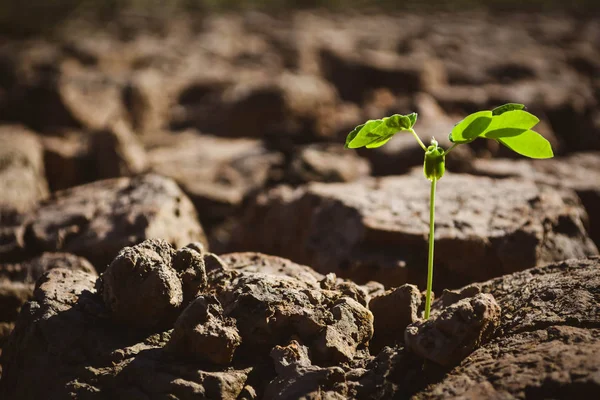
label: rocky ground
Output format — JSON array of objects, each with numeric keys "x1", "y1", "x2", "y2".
[{"x1": 0, "y1": 9, "x2": 599, "y2": 399}]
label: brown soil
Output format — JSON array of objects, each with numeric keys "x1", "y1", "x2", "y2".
[{"x1": 0, "y1": 9, "x2": 599, "y2": 399}]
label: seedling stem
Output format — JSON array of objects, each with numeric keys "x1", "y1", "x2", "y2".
[
  {"x1": 410, "y1": 128, "x2": 427, "y2": 151},
  {"x1": 425, "y1": 177, "x2": 436, "y2": 319}
]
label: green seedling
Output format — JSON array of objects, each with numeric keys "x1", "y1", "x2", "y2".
[{"x1": 345, "y1": 103, "x2": 553, "y2": 319}]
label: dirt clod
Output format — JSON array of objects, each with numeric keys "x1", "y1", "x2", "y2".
[{"x1": 404, "y1": 293, "x2": 501, "y2": 367}]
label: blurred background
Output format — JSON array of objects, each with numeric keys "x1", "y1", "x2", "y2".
[{"x1": 0, "y1": 0, "x2": 599, "y2": 252}]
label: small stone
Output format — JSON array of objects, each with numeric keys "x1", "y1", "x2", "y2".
[
  {"x1": 369, "y1": 284, "x2": 422, "y2": 352},
  {"x1": 404, "y1": 293, "x2": 501, "y2": 367},
  {"x1": 172, "y1": 244, "x2": 208, "y2": 305},
  {"x1": 166, "y1": 295, "x2": 241, "y2": 365},
  {"x1": 101, "y1": 239, "x2": 183, "y2": 330}
]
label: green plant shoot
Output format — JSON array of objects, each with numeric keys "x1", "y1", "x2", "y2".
[{"x1": 345, "y1": 103, "x2": 553, "y2": 319}]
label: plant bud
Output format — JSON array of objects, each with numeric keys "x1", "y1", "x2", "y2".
[{"x1": 423, "y1": 139, "x2": 445, "y2": 181}]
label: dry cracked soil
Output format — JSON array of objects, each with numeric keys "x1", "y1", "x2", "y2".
[{"x1": 0, "y1": 8, "x2": 599, "y2": 400}]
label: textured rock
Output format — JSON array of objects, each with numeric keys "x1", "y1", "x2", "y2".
[
  {"x1": 210, "y1": 261, "x2": 374, "y2": 364},
  {"x1": 123, "y1": 69, "x2": 172, "y2": 136},
  {"x1": 285, "y1": 143, "x2": 371, "y2": 185},
  {"x1": 443, "y1": 257, "x2": 600, "y2": 337},
  {"x1": 0, "y1": 244, "x2": 376, "y2": 399},
  {"x1": 43, "y1": 124, "x2": 148, "y2": 191},
  {"x1": 0, "y1": 266, "x2": 249, "y2": 399},
  {"x1": 355, "y1": 257, "x2": 600, "y2": 399},
  {"x1": 166, "y1": 295, "x2": 241, "y2": 365},
  {"x1": 172, "y1": 243, "x2": 209, "y2": 305},
  {"x1": 55, "y1": 66, "x2": 125, "y2": 131},
  {"x1": 0, "y1": 125, "x2": 48, "y2": 216},
  {"x1": 0, "y1": 125, "x2": 47, "y2": 261},
  {"x1": 319, "y1": 46, "x2": 445, "y2": 103},
  {"x1": 231, "y1": 173, "x2": 598, "y2": 288},
  {"x1": 468, "y1": 152, "x2": 600, "y2": 247},
  {"x1": 100, "y1": 239, "x2": 183, "y2": 330},
  {"x1": 404, "y1": 293, "x2": 501, "y2": 367},
  {"x1": 27, "y1": 174, "x2": 206, "y2": 270},
  {"x1": 148, "y1": 131, "x2": 283, "y2": 224},
  {"x1": 416, "y1": 326, "x2": 600, "y2": 399},
  {"x1": 264, "y1": 340, "x2": 349, "y2": 400},
  {"x1": 0, "y1": 252, "x2": 94, "y2": 339},
  {"x1": 1, "y1": 248, "x2": 599, "y2": 399},
  {"x1": 369, "y1": 284, "x2": 423, "y2": 353},
  {"x1": 41, "y1": 132, "x2": 93, "y2": 191},
  {"x1": 171, "y1": 72, "x2": 340, "y2": 142},
  {"x1": 90, "y1": 120, "x2": 148, "y2": 180},
  {"x1": 4, "y1": 55, "x2": 125, "y2": 132}
]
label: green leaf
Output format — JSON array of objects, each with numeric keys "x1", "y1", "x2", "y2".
[
  {"x1": 344, "y1": 123, "x2": 364, "y2": 148},
  {"x1": 449, "y1": 111, "x2": 493, "y2": 144},
  {"x1": 383, "y1": 114, "x2": 412, "y2": 130},
  {"x1": 482, "y1": 127, "x2": 527, "y2": 139},
  {"x1": 345, "y1": 120, "x2": 388, "y2": 149},
  {"x1": 366, "y1": 134, "x2": 394, "y2": 148},
  {"x1": 407, "y1": 112, "x2": 418, "y2": 128},
  {"x1": 483, "y1": 110, "x2": 539, "y2": 136},
  {"x1": 345, "y1": 113, "x2": 415, "y2": 149},
  {"x1": 492, "y1": 103, "x2": 526, "y2": 116},
  {"x1": 497, "y1": 130, "x2": 554, "y2": 159}
]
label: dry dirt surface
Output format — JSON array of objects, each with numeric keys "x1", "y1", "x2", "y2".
[
  {"x1": 0, "y1": 239, "x2": 598, "y2": 399},
  {"x1": 231, "y1": 172, "x2": 598, "y2": 288},
  {"x1": 0, "y1": 8, "x2": 599, "y2": 399}
]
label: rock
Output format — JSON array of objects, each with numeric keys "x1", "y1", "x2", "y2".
[
  {"x1": 274, "y1": 72, "x2": 340, "y2": 141},
  {"x1": 100, "y1": 239, "x2": 183, "y2": 330},
  {"x1": 42, "y1": 124, "x2": 148, "y2": 192},
  {"x1": 123, "y1": 69, "x2": 172, "y2": 136},
  {"x1": 0, "y1": 252, "x2": 95, "y2": 329},
  {"x1": 264, "y1": 340, "x2": 349, "y2": 400},
  {"x1": 270, "y1": 340, "x2": 312, "y2": 376},
  {"x1": 210, "y1": 259, "x2": 374, "y2": 364},
  {"x1": 172, "y1": 243, "x2": 209, "y2": 305},
  {"x1": 1, "y1": 252, "x2": 95, "y2": 283},
  {"x1": 454, "y1": 257, "x2": 600, "y2": 337},
  {"x1": 5, "y1": 54, "x2": 125, "y2": 132},
  {"x1": 56, "y1": 65, "x2": 125, "y2": 131},
  {"x1": 0, "y1": 125, "x2": 48, "y2": 215},
  {"x1": 2, "y1": 247, "x2": 599, "y2": 399},
  {"x1": 285, "y1": 143, "x2": 371, "y2": 185},
  {"x1": 0, "y1": 281, "x2": 31, "y2": 324},
  {"x1": 231, "y1": 173, "x2": 598, "y2": 288},
  {"x1": 0, "y1": 322, "x2": 14, "y2": 347},
  {"x1": 0, "y1": 216, "x2": 26, "y2": 264},
  {"x1": 415, "y1": 257, "x2": 600, "y2": 398},
  {"x1": 220, "y1": 253, "x2": 372, "y2": 307},
  {"x1": 219, "y1": 252, "x2": 325, "y2": 287},
  {"x1": 0, "y1": 266, "x2": 249, "y2": 399},
  {"x1": 171, "y1": 71, "x2": 341, "y2": 143},
  {"x1": 319, "y1": 46, "x2": 445, "y2": 103},
  {"x1": 356, "y1": 257, "x2": 600, "y2": 398},
  {"x1": 166, "y1": 295, "x2": 241, "y2": 365},
  {"x1": 467, "y1": 152, "x2": 600, "y2": 247},
  {"x1": 0, "y1": 125, "x2": 49, "y2": 261},
  {"x1": 90, "y1": 120, "x2": 148, "y2": 179},
  {"x1": 27, "y1": 174, "x2": 206, "y2": 271},
  {"x1": 148, "y1": 131, "x2": 283, "y2": 225},
  {"x1": 417, "y1": 326, "x2": 600, "y2": 399},
  {"x1": 369, "y1": 284, "x2": 422, "y2": 352},
  {"x1": 41, "y1": 132, "x2": 94, "y2": 191},
  {"x1": 404, "y1": 293, "x2": 501, "y2": 367},
  {"x1": 352, "y1": 345, "x2": 434, "y2": 400}
]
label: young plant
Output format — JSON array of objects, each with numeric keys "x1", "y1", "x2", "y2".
[{"x1": 345, "y1": 103, "x2": 553, "y2": 319}]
